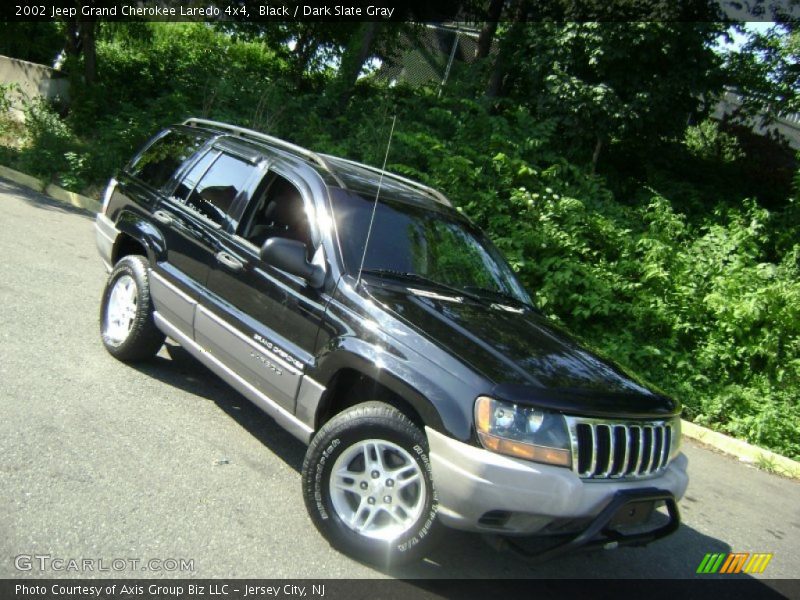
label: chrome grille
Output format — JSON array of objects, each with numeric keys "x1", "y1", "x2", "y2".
[{"x1": 566, "y1": 417, "x2": 673, "y2": 479}]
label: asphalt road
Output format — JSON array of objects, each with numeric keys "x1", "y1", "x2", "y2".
[{"x1": 1, "y1": 178, "x2": 798, "y2": 586}]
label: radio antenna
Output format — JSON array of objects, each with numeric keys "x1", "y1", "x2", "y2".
[{"x1": 356, "y1": 114, "x2": 397, "y2": 287}]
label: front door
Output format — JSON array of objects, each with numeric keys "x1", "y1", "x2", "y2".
[{"x1": 199, "y1": 169, "x2": 329, "y2": 413}]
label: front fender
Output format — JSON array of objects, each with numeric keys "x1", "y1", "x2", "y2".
[
  {"x1": 311, "y1": 336, "x2": 476, "y2": 442},
  {"x1": 115, "y1": 209, "x2": 167, "y2": 264}
]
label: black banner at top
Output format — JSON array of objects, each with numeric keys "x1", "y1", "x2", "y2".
[{"x1": 1, "y1": 0, "x2": 799, "y2": 22}]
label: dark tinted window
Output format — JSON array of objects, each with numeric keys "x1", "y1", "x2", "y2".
[
  {"x1": 171, "y1": 150, "x2": 218, "y2": 203},
  {"x1": 182, "y1": 153, "x2": 257, "y2": 226},
  {"x1": 129, "y1": 130, "x2": 206, "y2": 190},
  {"x1": 239, "y1": 174, "x2": 311, "y2": 249},
  {"x1": 331, "y1": 189, "x2": 530, "y2": 303},
  {"x1": 323, "y1": 156, "x2": 432, "y2": 206}
]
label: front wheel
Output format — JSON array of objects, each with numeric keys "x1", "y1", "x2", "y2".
[
  {"x1": 99, "y1": 255, "x2": 165, "y2": 362},
  {"x1": 302, "y1": 402, "x2": 441, "y2": 566}
]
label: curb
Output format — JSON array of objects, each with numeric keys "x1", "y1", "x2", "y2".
[
  {"x1": 681, "y1": 419, "x2": 800, "y2": 479},
  {"x1": 1, "y1": 163, "x2": 798, "y2": 480},
  {"x1": 0, "y1": 164, "x2": 101, "y2": 213}
]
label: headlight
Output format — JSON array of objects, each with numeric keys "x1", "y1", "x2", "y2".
[{"x1": 474, "y1": 396, "x2": 571, "y2": 467}]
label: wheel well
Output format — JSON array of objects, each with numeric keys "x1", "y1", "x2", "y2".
[
  {"x1": 113, "y1": 234, "x2": 148, "y2": 265},
  {"x1": 317, "y1": 369, "x2": 425, "y2": 431}
]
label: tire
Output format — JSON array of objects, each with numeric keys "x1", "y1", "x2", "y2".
[
  {"x1": 99, "y1": 255, "x2": 165, "y2": 362},
  {"x1": 302, "y1": 401, "x2": 442, "y2": 566}
]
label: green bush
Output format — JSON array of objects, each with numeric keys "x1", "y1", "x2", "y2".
[
  {"x1": 0, "y1": 83, "x2": 22, "y2": 139},
  {"x1": 14, "y1": 98, "x2": 88, "y2": 190},
  {"x1": 685, "y1": 119, "x2": 745, "y2": 163},
  {"x1": 0, "y1": 83, "x2": 14, "y2": 120}
]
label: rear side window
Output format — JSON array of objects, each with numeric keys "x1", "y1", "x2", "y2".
[
  {"x1": 128, "y1": 130, "x2": 206, "y2": 190},
  {"x1": 172, "y1": 150, "x2": 218, "y2": 203},
  {"x1": 176, "y1": 152, "x2": 258, "y2": 226}
]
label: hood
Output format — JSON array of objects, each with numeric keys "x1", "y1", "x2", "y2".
[{"x1": 366, "y1": 283, "x2": 679, "y2": 418}]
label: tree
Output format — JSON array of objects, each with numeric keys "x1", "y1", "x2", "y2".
[
  {"x1": 221, "y1": 21, "x2": 354, "y2": 79},
  {"x1": 63, "y1": 16, "x2": 98, "y2": 85},
  {"x1": 724, "y1": 23, "x2": 799, "y2": 122},
  {"x1": 332, "y1": 22, "x2": 380, "y2": 108},
  {"x1": 0, "y1": 22, "x2": 62, "y2": 65},
  {"x1": 494, "y1": 22, "x2": 728, "y2": 170},
  {"x1": 474, "y1": 0, "x2": 505, "y2": 60}
]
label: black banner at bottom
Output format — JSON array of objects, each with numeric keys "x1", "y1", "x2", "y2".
[{"x1": 2, "y1": 579, "x2": 799, "y2": 600}]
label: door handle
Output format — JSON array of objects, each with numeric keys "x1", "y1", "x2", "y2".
[
  {"x1": 153, "y1": 210, "x2": 173, "y2": 225},
  {"x1": 216, "y1": 251, "x2": 244, "y2": 272}
]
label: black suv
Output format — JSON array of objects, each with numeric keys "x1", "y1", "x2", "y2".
[{"x1": 95, "y1": 119, "x2": 688, "y2": 565}]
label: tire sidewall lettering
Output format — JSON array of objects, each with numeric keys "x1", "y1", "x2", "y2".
[{"x1": 313, "y1": 438, "x2": 340, "y2": 520}]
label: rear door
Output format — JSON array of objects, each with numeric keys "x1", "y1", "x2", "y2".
[
  {"x1": 151, "y1": 144, "x2": 261, "y2": 337},
  {"x1": 122, "y1": 128, "x2": 211, "y2": 336}
]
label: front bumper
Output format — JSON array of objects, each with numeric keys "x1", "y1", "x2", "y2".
[{"x1": 426, "y1": 426, "x2": 688, "y2": 535}]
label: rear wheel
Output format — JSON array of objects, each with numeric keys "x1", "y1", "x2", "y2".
[
  {"x1": 302, "y1": 401, "x2": 441, "y2": 566},
  {"x1": 100, "y1": 255, "x2": 165, "y2": 361}
]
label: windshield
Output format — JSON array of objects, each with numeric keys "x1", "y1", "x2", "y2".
[{"x1": 330, "y1": 188, "x2": 531, "y2": 305}]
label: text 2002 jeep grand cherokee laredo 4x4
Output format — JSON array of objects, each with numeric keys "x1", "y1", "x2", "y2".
[{"x1": 94, "y1": 119, "x2": 688, "y2": 566}]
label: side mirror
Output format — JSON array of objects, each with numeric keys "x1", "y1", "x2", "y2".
[{"x1": 260, "y1": 238, "x2": 325, "y2": 288}]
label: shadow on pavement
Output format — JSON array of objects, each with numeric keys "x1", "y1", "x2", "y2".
[
  {"x1": 130, "y1": 342, "x2": 306, "y2": 473},
  {"x1": 0, "y1": 178, "x2": 95, "y2": 219},
  {"x1": 389, "y1": 524, "x2": 733, "y2": 579}
]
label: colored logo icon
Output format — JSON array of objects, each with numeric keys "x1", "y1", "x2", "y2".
[{"x1": 697, "y1": 552, "x2": 773, "y2": 574}]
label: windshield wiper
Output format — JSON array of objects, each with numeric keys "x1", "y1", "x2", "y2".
[
  {"x1": 461, "y1": 286, "x2": 533, "y2": 310},
  {"x1": 359, "y1": 269, "x2": 481, "y2": 301}
]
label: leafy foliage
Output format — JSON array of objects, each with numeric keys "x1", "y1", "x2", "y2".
[
  {"x1": 0, "y1": 21, "x2": 63, "y2": 65},
  {"x1": 14, "y1": 97, "x2": 89, "y2": 189},
  {"x1": 684, "y1": 119, "x2": 745, "y2": 163},
  {"x1": 725, "y1": 23, "x2": 800, "y2": 120},
  {"x1": 494, "y1": 22, "x2": 728, "y2": 167},
  {"x1": 0, "y1": 83, "x2": 17, "y2": 137}
]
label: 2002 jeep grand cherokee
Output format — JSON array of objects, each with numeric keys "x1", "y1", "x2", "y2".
[{"x1": 94, "y1": 118, "x2": 688, "y2": 565}]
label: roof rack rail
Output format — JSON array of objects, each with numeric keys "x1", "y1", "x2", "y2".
[
  {"x1": 182, "y1": 118, "x2": 345, "y2": 188},
  {"x1": 319, "y1": 154, "x2": 452, "y2": 207},
  {"x1": 183, "y1": 119, "x2": 452, "y2": 207}
]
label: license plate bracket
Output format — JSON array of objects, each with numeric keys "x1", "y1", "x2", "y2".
[{"x1": 609, "y1": 500, "x2": 655, "y2": 527}]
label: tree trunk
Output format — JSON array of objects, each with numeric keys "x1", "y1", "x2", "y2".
[
  {"x1": 62, "y1": 16, "x2": 97, "y2": 85},
  {"x1": 64, "y1": 20, "x2": 80, "y2": 57},
  {"x1": 79, "y1": 20, "x2": 96, "y2": 85},
  {"x1": 484, "y1": 1, "x2": 526, "y2": 101},
  {"x1": 335, "y1": 22, "x2": 379, "y2": 109},
  {"x1": 591, "y1": 136, "x2": 603, "y2": 175},
  {"x1": 485, "y1": 22, "x2": 523, "y2": 100},
  {"x1": 475, "y1": 0, "x2": 504, "y2": 59}
]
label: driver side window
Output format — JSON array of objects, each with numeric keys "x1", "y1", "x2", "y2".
[{"x1": 239, "y1": 174, "x2": 311, "y2": 250}]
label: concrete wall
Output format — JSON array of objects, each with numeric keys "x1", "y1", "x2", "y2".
[{"x1": 0, "y1": 54, "x2": 69, "y2": 121}]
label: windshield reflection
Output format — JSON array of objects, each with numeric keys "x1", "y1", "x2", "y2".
[{"x1": 329, "y1": 188, "x2": 531, "y2": 305}]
